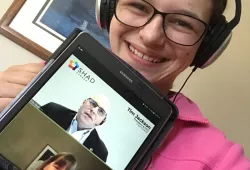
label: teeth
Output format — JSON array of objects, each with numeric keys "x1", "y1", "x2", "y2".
[
  {"x1": 138, "y1": 51, "x2": 143, "y2": 58},
  {"x1": 129, "y1": 45, "x2": 164, "y2": 63},
  {"x1": 143, "y1": 55, "x2": 149, "y2": 60},
  {"x1": 154, "y1": 58, "x2": 161, "y2": 63}
]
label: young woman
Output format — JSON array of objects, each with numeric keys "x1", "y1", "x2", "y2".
[
  {"x1": 0, "y1": 0, "x2": 249, "y2": 169},
  {"x1": 36, "y1": 153, "x2": 77, "y2": 170}
]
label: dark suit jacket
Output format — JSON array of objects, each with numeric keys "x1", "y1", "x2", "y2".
[{"x1": 40, "y1": 102, "x2": 108, "y2": 162}]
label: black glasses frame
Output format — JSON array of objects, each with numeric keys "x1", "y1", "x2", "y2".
[
  {"x1": 114, "y1": 0, "x2": 211, "y2": 46},
  {"x1": 85, "y1": 98, "x2": 107, "y2": 116}
]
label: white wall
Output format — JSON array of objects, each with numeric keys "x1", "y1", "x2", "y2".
[
  {"x1": 1, "y1": 0, "x2": 250, "y2": 158},
  {"x1": 0, "y1": 0, "x2": 42, "y2": 70}
]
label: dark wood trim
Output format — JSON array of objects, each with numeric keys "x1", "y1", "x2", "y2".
[{"x1": 0, "y1": 0, "x2": 52, "y2": 60}]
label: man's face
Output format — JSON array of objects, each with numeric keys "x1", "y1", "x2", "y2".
[{"x1": 76, "y1": 98, "x2": 107, "y2": 129}]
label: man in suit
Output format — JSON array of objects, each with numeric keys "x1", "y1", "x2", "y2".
[{"x1": 40, "y1": 94, "x2": 111, "y2": 162}]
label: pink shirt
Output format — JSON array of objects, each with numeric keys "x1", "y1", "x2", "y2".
[{"x1": 149, "y1": 93, "x2": 250, "y2": 170}]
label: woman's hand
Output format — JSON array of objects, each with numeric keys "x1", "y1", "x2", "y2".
[{"x1": 0, "y1": 63, "x2": 44, "y2": 112}]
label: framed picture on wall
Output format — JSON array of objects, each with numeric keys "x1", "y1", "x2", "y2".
[
  {"x1": 0, "y1": 0, "x2": 110, "y2": 60},
  {"x1": 26, "y1": 145, "x2": 57, "y2": 170}
]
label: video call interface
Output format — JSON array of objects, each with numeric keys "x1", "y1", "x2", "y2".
[{"x1": 0, "y1": 46, "x2": 160, "y2": 170}]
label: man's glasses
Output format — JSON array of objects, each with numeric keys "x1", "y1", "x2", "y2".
[
  {"x1": 85, "y1": 98, "x2": 106, "y2": 117},
  {"x1": 114, "y1": 0, "x2": 210, "y2": 46}
]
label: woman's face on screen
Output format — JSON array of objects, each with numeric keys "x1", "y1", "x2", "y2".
[
  {"x1": 109, "y1": 0, "x2": 213, "y2": 93},
  {"x1": 44, "y1": 162, "x2": 67, "y2": 170}
]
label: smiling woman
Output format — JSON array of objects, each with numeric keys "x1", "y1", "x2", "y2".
[
  {"x1": 0, "y1": 0, "x2": 250, "y2": 169},
  {"x1": 109, "y1": 0, "x2": 213, "y2": 93}
]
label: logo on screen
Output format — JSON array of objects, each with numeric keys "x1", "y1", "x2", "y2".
[
  {"x1": 68, "y1": 60, "x2": 79, "y2": 70},
  {"x1": 68, "y1": 59, "x2": 96, "y2": 83}
]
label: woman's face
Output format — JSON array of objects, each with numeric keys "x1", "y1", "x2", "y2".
[
  {"x1": 109, "y1": 0, "x2": 213, "y2": 93},
  {"x1": 44, "y1": 162, "x2": 67, "y2": 170}
]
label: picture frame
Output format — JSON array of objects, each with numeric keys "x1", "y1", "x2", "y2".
[
  {"x1": 26, "y1": 145, "x2": 57, "y2": 170},
  {"x1": 0, "y1": 0, "x2": 51, "y2": 60},
  {"x1": 0, "y1": 0, "x2": 110, "y2": 61}
]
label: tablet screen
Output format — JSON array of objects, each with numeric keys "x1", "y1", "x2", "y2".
[{"x1": 0, "y1": 46, "x2": 160, "y2": 170}]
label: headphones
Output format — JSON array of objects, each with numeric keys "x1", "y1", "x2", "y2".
[{"x1": 95, "y1": 0, "x2": 242, "y2": 69}]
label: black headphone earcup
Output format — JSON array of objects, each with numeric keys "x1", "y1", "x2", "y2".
[
  {"x1": 107, "y1": 0, "x2": 116, "y2": 31},
  {"x1": 95, "y1": 0, "x2": 115, "y2": 31},
  {"x1": 96, "y1": 0, "x2": 106, "y2": 29},
  {"x1": 191, "y1": 17, "x2": 232, "y2": 69},
  {"x1": 200, "y1": 32, "x2": 232, "y2": 68}
]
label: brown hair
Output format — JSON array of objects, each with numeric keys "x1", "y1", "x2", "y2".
[
  {"x1": 210, "y1": 0, "x2": 228, "y2": 25},
  {"x1": 36, "y1": 152, "x2": 77, "y2": 170}
]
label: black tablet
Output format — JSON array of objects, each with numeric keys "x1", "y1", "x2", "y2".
[{"x1": 0, "y1": 31, "x2": 178, "y2": 170}]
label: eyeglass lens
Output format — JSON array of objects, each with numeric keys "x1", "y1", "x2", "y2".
[
  {"x1": 115, "y1": 0, "x2": 207, "y2": 45},
  {"x1": 87, "y1": 98, "x2": 106, "y2": 116}
]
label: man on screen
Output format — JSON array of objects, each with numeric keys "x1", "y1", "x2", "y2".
[{"x1": 40, "y1": 94, "x2": 111, "y2": 162}]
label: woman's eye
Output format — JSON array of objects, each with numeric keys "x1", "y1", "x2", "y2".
[
  {"x1": 53, "y1": 165, "x2": 60, "y2": 170},
  {"x1": 130, "y1": 3, "x2": 147, "y2": 12},
  {"x1": 171, "y1": 20, "x2": 193, "y2": 30}
]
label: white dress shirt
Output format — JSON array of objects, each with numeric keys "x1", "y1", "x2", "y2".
[{"x1": 67, "y1": 117, "x2": 93, "y2": 144}]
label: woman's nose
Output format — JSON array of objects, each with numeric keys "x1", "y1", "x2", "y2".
[{"x1": 139, "y1": 15, "x2": 165, "y2": 46}]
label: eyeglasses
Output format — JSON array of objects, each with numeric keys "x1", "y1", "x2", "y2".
[
  {"x1": 85, "y1": 98, "x2": 106, "y2": 117},
  {"x1": 114, "y1": 0, "x2": 210, "y2": 46}
]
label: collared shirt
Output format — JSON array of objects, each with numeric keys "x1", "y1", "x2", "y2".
[
  {"x1": 67, "y1": 117, "x2": 93, "y2": 144},
  {"x1": 147, "y1": 93, "x2": 250, "y2": 170}
]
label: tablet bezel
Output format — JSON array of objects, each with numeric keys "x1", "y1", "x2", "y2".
[{"x1": 0, "y1": 32, "x2": 178, "y2": 170}]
